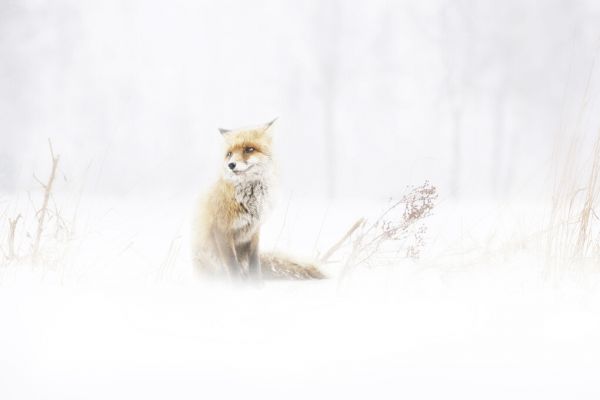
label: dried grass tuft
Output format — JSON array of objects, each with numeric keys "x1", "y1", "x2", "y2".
[
  {"x1": 321, "y1": 181, "x2": 438, "y2": 278},
  {"x1": 0, "y1": 139, "x2": 72, "y2": 268}
]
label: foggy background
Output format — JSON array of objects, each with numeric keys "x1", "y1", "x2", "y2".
[
  {"x1": 3, "y1": 3, "x2": 600, "y2": 399},
  {"x1": 2, "y1": 0, "x2": 600, "y2": 200}
]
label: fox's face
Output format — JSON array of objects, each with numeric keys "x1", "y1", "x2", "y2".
[{"x1": 220, "y1": 119, "x2": 275, "y2": 182}]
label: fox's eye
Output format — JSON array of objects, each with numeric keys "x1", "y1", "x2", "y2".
[
  {"x1": 245, "y1": 147, "x2": 255, "y2": 154},
  {"x1": 226, "y1": 151, "x2": 232, "y2": 157}
]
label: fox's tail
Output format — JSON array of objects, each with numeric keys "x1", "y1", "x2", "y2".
[{"x1": 260, "y1": 252, "x2": 325, "y2": 280}]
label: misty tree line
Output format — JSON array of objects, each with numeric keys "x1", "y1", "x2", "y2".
[{"x1": 1, "y1": 1, "x2": 599, "y2": 198}]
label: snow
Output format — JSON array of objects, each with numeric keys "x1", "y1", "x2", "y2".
[{"x1": 1, "y1": 195, "x2": 600, "y2": 399}]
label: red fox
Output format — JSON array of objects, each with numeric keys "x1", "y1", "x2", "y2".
[{"x1": 192, "y1": 119, "x2": 324, "y2": 281}]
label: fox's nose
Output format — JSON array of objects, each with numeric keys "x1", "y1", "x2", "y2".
[{"x1": 228, "y1": 162, "x2": 236, "y2": 170}]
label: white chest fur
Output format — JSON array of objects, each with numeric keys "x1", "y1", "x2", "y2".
[{"x1": 232, "y1": 179, "x2": 270, "y2": 243}]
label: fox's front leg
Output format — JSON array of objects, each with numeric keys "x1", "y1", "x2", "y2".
[
  {"x1": 212, "y1": 229, "x2": 242, "y2": 280},
  {"x1": 247, "y1": 233, "x2": 261, "y2": 281}
]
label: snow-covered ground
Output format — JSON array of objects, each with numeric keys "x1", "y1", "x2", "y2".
[{"x1": 1, "y1": 193, "x2": 600, "y2": 399}]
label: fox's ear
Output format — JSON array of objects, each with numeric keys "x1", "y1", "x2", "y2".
[
  {"x1": 263, "y1": 117, "x2": 278, "y2": 133},
  {"x1": 219, "y1": 128, "x2": 231, "y2": 135}
]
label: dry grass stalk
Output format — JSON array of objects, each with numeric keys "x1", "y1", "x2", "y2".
[
  {"x1": 547, "y1": 129, "x2": 600, "y2": 274},
  {"x1": 323, "y1": 181, "x2": 438, "y2": 275},
  {"x1": 157, "y1": 234, "x2": 182, "y2": 282},
  {"x1": 574, "y1": 133, "x2": 600, "y2": 257},
  {"x1": 7, "y1": 214, "x2": 22, "y2": 260},
  {"x1": 32, "y1": 139, "x2": 60, "y2": 260},
  {"x1": 320, "y1": 218, "x2": 365, "y2": 263}
]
